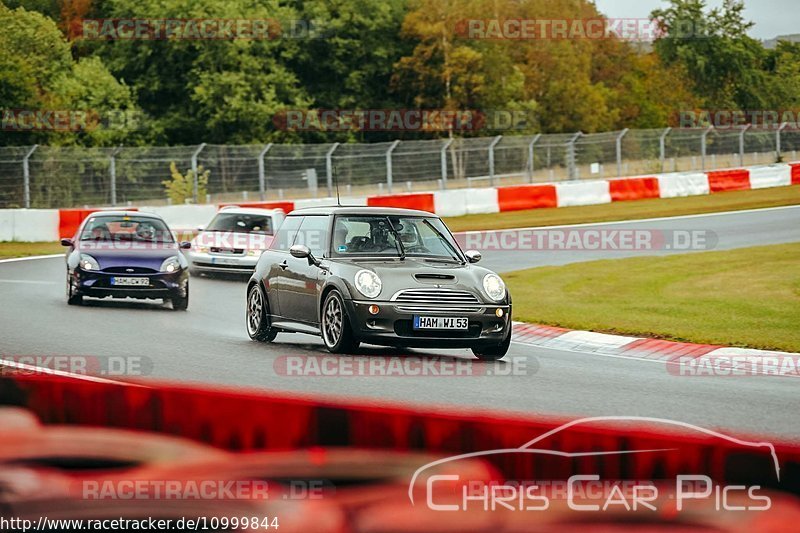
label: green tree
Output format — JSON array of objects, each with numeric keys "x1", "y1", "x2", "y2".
[
  {"x1": 652, "y1": 0, "x2": 766, "y2": 109},
  {"x1": 91, "y1": 0, "x2": 311, "y2": 144}
]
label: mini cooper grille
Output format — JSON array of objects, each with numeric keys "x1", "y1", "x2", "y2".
[{"x1": 392, "y1": 289, "x2": 482, "y2": 313}]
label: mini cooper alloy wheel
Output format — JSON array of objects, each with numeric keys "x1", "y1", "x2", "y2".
[
  {"x1": 321, "y1": 291, "x2": 359, "y2": 353},
  {"x1": 246, "y1": 284, "x2": 276, "y2": 342}
]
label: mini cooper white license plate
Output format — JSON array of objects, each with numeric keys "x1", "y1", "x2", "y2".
[
  {"x1": 111, "y1": 277, "x2": 149, "y2": 286},
  {"x1": 413, "y1": 316, "x2": 468, "y2": 330}
]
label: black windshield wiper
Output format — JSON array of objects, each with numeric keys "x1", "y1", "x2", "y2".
[
  {"x1": 385, "y1": 217, "x2": 406, "y2": 260},
  {"x1": 422, "y1": 219, "x2": 465, "y2": 265}
]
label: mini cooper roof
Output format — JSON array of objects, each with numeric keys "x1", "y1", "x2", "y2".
[{"x1": 286, "y1": 206, "x2": 437, "y2": 218}]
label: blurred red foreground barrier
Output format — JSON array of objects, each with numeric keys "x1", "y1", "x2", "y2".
[{"x1": 4, "y1": 375, "x2": 800, "y2": 496}]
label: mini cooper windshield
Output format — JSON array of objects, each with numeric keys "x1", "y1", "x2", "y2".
[{"x1": 331, "y1": 215, "x2": 463, "y2": 261}]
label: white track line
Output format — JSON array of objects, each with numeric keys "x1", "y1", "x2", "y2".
[
  {"x1": 511, "y1": 340, "x2": 800, "y2": 379},
  {"x1": 0, "y1": 280, "x2": 58, "y2": 285},
  {"x1": 0, "y1": 254, "x2": 62, "y2": 264},
  {"x1": 453, "y1": 204, "x2": 800, "y2": 234}
]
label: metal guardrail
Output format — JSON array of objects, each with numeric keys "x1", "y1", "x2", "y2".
[{"x1": 1, "y1": 126, "x2": 798, "y2": 208}]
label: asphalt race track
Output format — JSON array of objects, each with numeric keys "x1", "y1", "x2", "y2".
[{"x1": 1, "y1": 206, "x2": 799, "y2": 439}]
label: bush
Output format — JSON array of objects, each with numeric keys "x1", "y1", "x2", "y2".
[{"x1": 162, "y1": 161, "x2": 209, "y2": 204}]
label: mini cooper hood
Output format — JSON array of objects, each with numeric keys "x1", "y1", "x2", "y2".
[
  {"x1": 343, "y1": 257, "x2": 487, "y2": 284},
  {"x1": 77, "y1": 242, "x2": 180, "y2": 270}
]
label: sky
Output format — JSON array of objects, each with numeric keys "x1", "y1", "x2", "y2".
[{"x1": 592, "y1": 0, "x2": 796, "y2": 40}]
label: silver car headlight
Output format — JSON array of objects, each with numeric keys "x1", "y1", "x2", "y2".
[
  {"x1": 160, "y1": 256, "x2": 183, "y2": 273},
  {"x1": 354, "y1": 269, "x2": 382, "y2": 299},
  {"x1": 482, "y1": 273, "x2": 506, "y2": 302},
  {"x1": 79, "y1": 254, "x2": 100, "y2": 271}
]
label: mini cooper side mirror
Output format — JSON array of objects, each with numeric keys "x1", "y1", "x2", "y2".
[
  {"x1": 60, "y1": 238, "x2": 74, "y2": 247},
  {"x1": 465, "y1": 250, "x2": 482, "y2": 263},
  {"x1": 290, "y1": 244, "x2": 310, "y2": 259},
  {"x1": 196, "y1": 225, "x2": 205, "y2": 232},
  {"x1": 290, "y1": 244, "x2": 321, "y2": 266},
  {"x1": 179, "y1": 241, "x2": 192, "y2": 250}
]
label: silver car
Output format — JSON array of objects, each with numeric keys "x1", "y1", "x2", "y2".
[{"x1": 186, "y1": 207, "x2": 285, "y2": 276}]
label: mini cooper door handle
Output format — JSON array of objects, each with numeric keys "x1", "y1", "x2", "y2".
[{"x1": 279, "y1": 260, "x2": 288, "y2": 270}]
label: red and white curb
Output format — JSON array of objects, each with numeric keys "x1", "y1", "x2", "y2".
[{"x1": 512, "y1": 322, "x2": 800, "y2": 377}]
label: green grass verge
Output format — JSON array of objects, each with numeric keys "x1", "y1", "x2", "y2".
[
  {"x1": 0, "y1": 241, "x2": 64, "y2": 259},
  {"x1": 444, "y1": 185, "x2": 800, "y2": 232},
  {"x1": 505, "y1": 243, "x2": 800, "y2": 352}
]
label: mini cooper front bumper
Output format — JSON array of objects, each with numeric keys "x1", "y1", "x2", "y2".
[{"x1": 344, "y1": 297, "x2": 512, "y2": 349}]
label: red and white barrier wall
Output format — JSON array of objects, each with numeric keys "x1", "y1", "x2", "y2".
[{"x1": 3, "y1": 163, "x2": 799, "y2": 242}]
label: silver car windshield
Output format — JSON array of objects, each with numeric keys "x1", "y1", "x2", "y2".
[{"x1": 331, "y1": 215, "x2": 462, "y2": 260}]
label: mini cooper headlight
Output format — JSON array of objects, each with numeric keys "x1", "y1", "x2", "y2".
[
  {"x1": 79, "y1": 254, "x2": 100, "y2": 271},
  {"x1": 160, "y1": 256, "x2": 182, "y2": 273},
  {"x1": 482, "y1": 273, "x2": 506, "y2": 302},
  {"x1": 354, "y1": 269, "x2": 382, "y2": 299}
]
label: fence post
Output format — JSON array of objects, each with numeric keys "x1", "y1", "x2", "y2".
[
  {"x1": 616, "y1": 129, "x2": 629, "y2": 177},
  {"x1": 440, "y1": 139, "x2": 453, "y2": 188},
  {"x1": 700, "y1": 127, "x2": 712, "y2": 171},
  {"x1": 777, "y1": 122, "x2": 788, "y2": 161},
  {"x1": 386, "y1": 140, "x2": 401, "y2": 194},
  {"x1": 109, "y1": 146, "x2": 122, "y2": 206},
  {"x1": 739, "y1": 124, "x2": 751, "y2": 167},
  {"x1": 488, "y1": 135, "x2": 502, "y2": 186},
  {"x1": 22, "y1": 145, "x2": 37, "y2": 209},
  {"x1": 527, "y1": 134, "x2": 541, "y2": 183},
  {"x1": 257, "y1": 143, "x2": 273, "y2": 201},
  {"x1": 325, "y1": 143, "x2": 339, "y2": 197},
  {"x1": 190, "y1": 143, "x2": 206, "y2": 203},
  {"x1": 567, "y1": 132, "x2": 582, "y2": 180},
  {"x1": 659, "y1": 127, "x2": 671, "y2": 173}
]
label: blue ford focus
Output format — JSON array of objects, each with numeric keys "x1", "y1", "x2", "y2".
[{"x1": 61, "y1": 211, "x2": 191, "y2": 310}]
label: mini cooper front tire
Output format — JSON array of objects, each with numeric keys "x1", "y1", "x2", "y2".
[
  {"x1": 471, "y1": 329, "x2": 511, "y2": 361},
  {"x1": 247, "y1": 283, "x2": 277, "y2": 342},
  {"x1": 321, "y1": 290, "x2": 359, "y2": 354}
]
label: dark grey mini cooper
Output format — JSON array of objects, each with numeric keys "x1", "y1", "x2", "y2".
[{"x1": 246, "y1": 206, "x2": 511, "y2": 359}]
